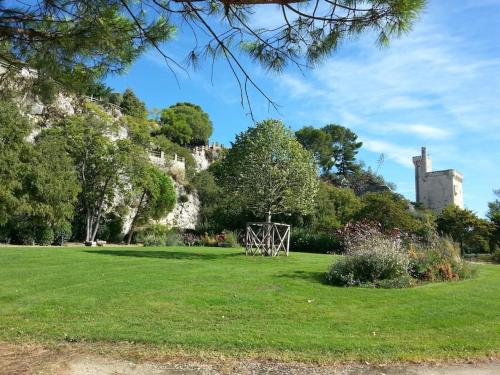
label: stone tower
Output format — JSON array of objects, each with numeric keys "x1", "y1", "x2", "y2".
[{"x1": 412, "y1": 147, "x2": 463, "y2": 213}]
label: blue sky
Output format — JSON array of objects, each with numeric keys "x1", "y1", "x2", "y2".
[{"x1": 106, "y1": 0, "x2": 500, "y2": 217}]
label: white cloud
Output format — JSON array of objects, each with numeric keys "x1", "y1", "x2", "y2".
[
  {"x1": 361, "y1": 139, "x2": 418, "y2": 169},
  {"x1": 379, "y1": 124, "x2": 453, "y2": 140}
]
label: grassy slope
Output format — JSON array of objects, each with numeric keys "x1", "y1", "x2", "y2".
[{"x1": 0, "y1": 246, "x2": 499, "y2": 362}]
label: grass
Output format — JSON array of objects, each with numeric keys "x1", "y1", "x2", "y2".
[{"x1": 0, "y1": 246, "x2": 499, "y2": 362}]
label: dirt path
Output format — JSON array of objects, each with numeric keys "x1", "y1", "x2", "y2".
[{"x1": 1, "y1": 343, "x2": 499, "y2": 375}]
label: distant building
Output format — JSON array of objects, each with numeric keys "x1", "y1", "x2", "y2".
[{"x1": 412, "y1": 147, "x2": 463, "y2": 213}]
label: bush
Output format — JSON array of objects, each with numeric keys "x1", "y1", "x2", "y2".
[
  {"x1": 201, "y1": 232, "x2": 218, "y2": 247},
  {"x1": 326, "y1": 234, "x2": 409, "y2": 287},
  {"x1": 326, "y1": 222, "x2": 410, "y2": 288},
  {"x1": 408, "y1": 237, "x2": 474, "y2": 281},
  {"x1": 136, "y1": 224, "x2": 170, "y2": 246},
  {"x1": 290, "y1": 228, "x2": 339, "y2": 253},
  {"x1": 98, "y1": 213, "x2": 124, "y2": 243},
  {"x1": 143, "y1": 233, "x2": 166, "y2": 247},
  {"x1": 219, "y1": 231, "x2": 239, "y2": 248},
  {"x1": 53, "y1": 223, "x2": 72, "y2": 246},
  {"x1": 165, "y1": 230, "x2": 182, "y2": 246},
  {"x1": 35, "y1": 226, "x2": 54, "y2": 246},
  {"x1": 493, "y1": 250, "x2": 500, "y2": 264}
]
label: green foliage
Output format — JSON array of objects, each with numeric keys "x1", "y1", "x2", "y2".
[
  {"x1": 27, "y1": 134, "x2": 80, "y2": 228},
  {"x1": 192, "y1": 167, "x2": 256, "y2": 233},
  {"x1": 136, "y1": 224, "x2": 170, "y2": 247},
  {"x1": 290, "y1": 228, "x2": 339, "y2": 254},
  {"x1": 54, "y1": 222, "x2": 72, "y2": 246},
  {"x1": 42, "y1": 108, "x2": 146, "y2": 242},
  {"x1": 295, "y1": 126, "x2": 332, "y2": 175},
  {"x1": 121, "y1": 89, "x2": 148, "y2": 119},
  {"x1": 310, "y1": 183, "x2": 362, "y2": 232},
  {"x1": 0, "y1": 98, "x2": 79, "y2": 244},
  {"x1": 0, "y1": 98, "x2": 32, "y2": 224},
  {"x1": 97, "y1": 213, "x2": 124, "y2": 243},
  {"x1": 437, "y1": 205, "x2": 494, "y2": 254},
  {"x1": 165, "y1": 230, "x2": 183, "y2": 246},
  {"x1": 0, "y1": 1, "x2": 175, "y2": 94},
  {"x1": 357, "y1": 191, "x2": 422, "y2": 233},
  {"x1": 296, "y1": 124, "x2": 362, "y2": 177},
  {"x1": 493, "y1": 250, "x2": 500, "y2": 264},
  {"x1": 35, "y1": 226, "x2": 55, "y2": 246},
  {"x1": 219, "y1": 119, "x2": 319, "y2": 222},
  {"x1": 487, "y1": 189, "x2": 500, "y2": 249},
  {"x1": 160, "y1": 103, "x2": 213, "y2": 146}
]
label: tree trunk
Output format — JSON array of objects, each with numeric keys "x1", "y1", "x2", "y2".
[
  {"x1": 90, "y1": 177, "x2": 112, "y2": 242},
  {"x1": 126, "y1": 190, "x2": 147, "y2": 245},
  {"x1": 85, "y1": 209, "x2": 92, "y2": 242}
]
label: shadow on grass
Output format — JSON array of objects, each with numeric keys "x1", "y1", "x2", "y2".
[
  {"x1": 277, "y1": 270, "x2": 329, "y2": 285},
  {"x1": 84, "y1": 249, "x2": 242, "y2": 261}
]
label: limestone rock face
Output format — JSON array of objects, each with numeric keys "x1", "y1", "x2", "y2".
[
  {"x1": 192, "y1": 149, "x2": 211, "y2": 172},
  {"x1": 49, "y1": 93, "x2": 75, "y2": 117},
  {"x1": 191, "y1": 144, "x2": 223, "y2": 172},
  {"x1": 160, "y1": 181, "x2": 200, "y2": 230}
]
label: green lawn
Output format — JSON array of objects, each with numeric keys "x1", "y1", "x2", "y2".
[{"x1": 0, "y1": 246, "x2": 499, "y2": 362}]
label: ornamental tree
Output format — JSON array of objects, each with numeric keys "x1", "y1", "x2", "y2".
[{"x1": 219, "y1": 119, "x2": 318, "y2": 223}]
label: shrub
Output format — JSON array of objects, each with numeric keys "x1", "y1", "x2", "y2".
[
  {"x1": 201, "y1": 232, "x2": 218, "y2": 247},
  {"x1": 493, "y1": 250, "x2": 500, "y2": 264},
  {"x1": 53, "y1": 223, "x2": 72, "y2": 246},
  {"x1": 290, "y1": 228, "x2": 339, "y2": 253},
  {"x1": 35, "y1": 226, "x2": 54, "y2": 246},
  {"x1": 143, "y1": 233, "x2": 165, "y2": 247},
  {"x1": 219, "y1": 231, "x2": 239, "y2": 248},
  {"x1": 165, "y1": 230, "x2": 182, "y2": 246},
  {"x1": 182, "y1": 232, "x2": 201, "y2": 246},
  {"x1": 408, "y1": 237, "x2": 474, "y2": 281},
  {"x1": 136, "y1": 224, "x2": 170, "y2": 246},
  {"x1": 326, "y1": 230, "x2": 409, "y2": 287}
]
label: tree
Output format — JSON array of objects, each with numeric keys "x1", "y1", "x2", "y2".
[
  {"x1": 437, "y1": 205, "x2": 494, "y2": 255},
  {"x1": 126, "y1": 166, "x2": 176, "y2": 244},
  {"x1": 295, "y1": 126, "x2": 332, "y2": 175},
  {"x1": 323, "y1": 124, "x2": 362, "y2": 178},
  {"x1": 160, "y1": 103, "x2": 213, "y2": 146},
  {"x1": 24, "y1": 134, "x2": 80, "y2": 233},
  {"x1": 356, "y1": 191, "x2": 421, "y2": 233},
  {"x1": 487, "y1": 190, "x2": 500, "y2": 249},
  {"x1": 43, "y1": 107, "x2": 142, "y2": 243},
  {"x1": 121, "y1": 89, "x2": 148, "y2": 119},
  {"x1": 0, "y1": 1, "x2": 174, "y2": 93},
  {"x1": 0, "y1": 1, "x2": 425, "y2": 110},
  {"x1": 296, "y1": 124, "x2": 362, "y2": 178},
  {"x1": 218, "y1": 119, "x2": 318, "y2": 223},
  {"x1": 0, "y1": 98, "x2": 79, "y2": 244},
  {"x1": 0, "y1": 98, "x2": 31, "y2": 225},
  {"x1": 159, "y1": 110, "x2": 193, "y2": 145},
  {"x1": 310, "y1": 183, "x2": 362, "y2": 232}
]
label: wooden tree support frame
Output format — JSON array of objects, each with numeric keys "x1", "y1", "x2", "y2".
[{"x1": 245, "y1": 222, "x2": 291, "y2": 256}]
